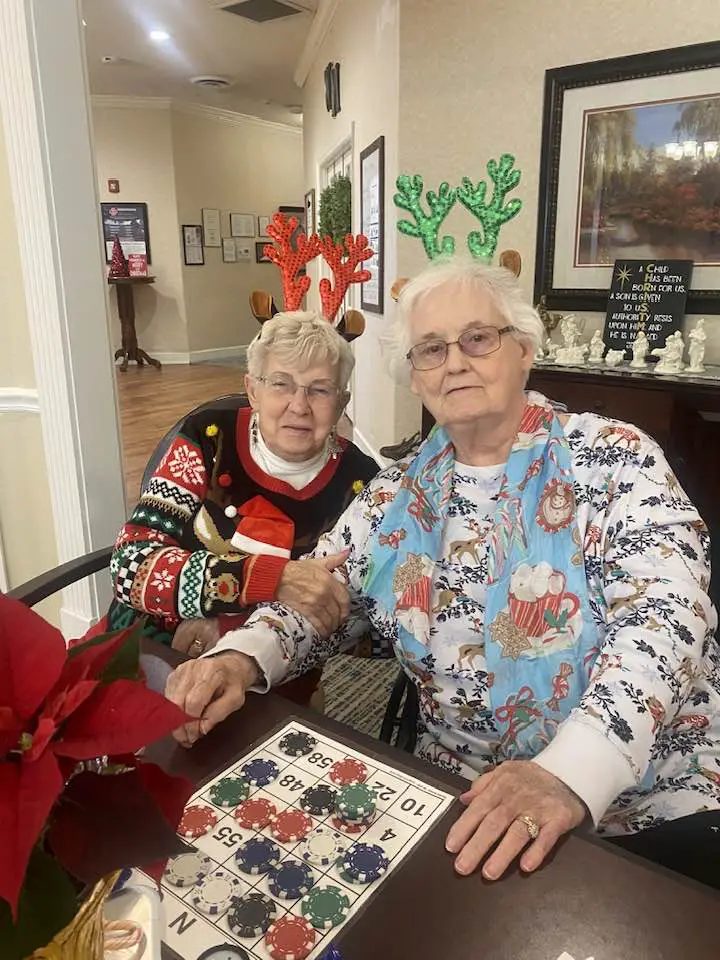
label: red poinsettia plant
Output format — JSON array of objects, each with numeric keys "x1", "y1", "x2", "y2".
[{"x1": 0, "y1": 594, "x2": 194, "y2": 960}]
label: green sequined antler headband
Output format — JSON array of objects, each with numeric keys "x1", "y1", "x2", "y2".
[{"x1": 394, "y1": 153, "x2": 523, "y2": 267}]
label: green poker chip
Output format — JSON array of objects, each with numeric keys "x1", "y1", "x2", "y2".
[
  {"x1": 301, "y1": 884, "x2": 350, "y2": 930},
  {"x1": 336, "y1": 783, "x2": 377, "y2": 818},
  {"x1": 209, "y1": 775, "x2": 250, "y2": 808}
]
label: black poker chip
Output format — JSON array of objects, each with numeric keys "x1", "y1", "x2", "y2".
[
  {"x1": 299, "y1": 784, "x2": 338, "y2": 816},
  {"x1": 278, "y1": 731, "x2": 317, "y2": 757},
  {"x1": 228, "y1": 893, "x2": 277, "y2": 938}
]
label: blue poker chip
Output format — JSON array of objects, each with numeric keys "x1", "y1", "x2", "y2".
[
  {"x1": 268, "y1": 859, "x2": 316, "y2": 900},
  {"x1": 235, "y1": 836, "x2": 281, "y2": 875},
  {"x1": 240, "y1": 757, "x2": 280, "y2": 787},
  {"x1": 341, "y1": 843, "x2": 389, "y2": 883}
]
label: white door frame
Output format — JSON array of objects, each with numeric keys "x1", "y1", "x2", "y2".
[{"x1": 0, "y1": 0, "x2": 126, "y2": 635}]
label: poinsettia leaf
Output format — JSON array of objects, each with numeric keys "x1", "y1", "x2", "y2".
[
  {"x1": 63, "y1": 624, "x2": 141, "y2": 687},
  {"x1": 0, "y1": 595, "x2": 66, "y2": 720},
  {"x1": 53, "y1": 679, "x2": 189, "y2": 760},
  {"x1": 26, "y1": 681, "x2": 100, "y2": 761},
  {"x1": 0, "y1": 752, "x2": 64, "y2": 915},
  {"x1": 46, "y1": 769, "x2": 188, "y2": 885},
  {"x1": 0, "y1": 844, "x2": 79, "y2": 960},
  {"x1": 136, "y1": 763, "x2": 194, "y2": 882}
]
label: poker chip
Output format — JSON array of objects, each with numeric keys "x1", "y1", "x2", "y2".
[
  {"x1": 278, "y1": 731, "x2": 317, "y2": 757},
  {"x1": 190, "y1": 870, "x2": 241, "y2": 916},
  {"x1": 299, "y1": 784, "x2": 338, "y2": 816},
  {"x1": 235, "y1": 836, "x2": 281, "y2": 875},
  {"x1": 329, "y1": 757, "x2": 368, "y2": 785},
  {"x1": 234, "y1": 797, "x2": 277, "y2": 829},
  {"x1": 270, "y1": 808, "x2": 314, "y2": 843},
  {"x1": 331, "y1": 814, "x2": 374, "y2": 835},
  {"x1": 164, "y1": 851, "x2": 213, "y2": 888},
  {"x1": 265, "y1": 916, "x2": 317, "y2": 960},
  {"x1": 297, "y1": 827, "x2": 347, "y2": 867},
  {"x1": 227, "y1": 892, "x2": 277, "y2": 938},
  {"x1": 209, "y1": 775, "x2": 250, "y2": 808},
  {"x1": 301, "y1": 884, "x2": 350, "y2": 930},
  {"x1": 178, "y1": 803, "x2": 218, "y2": 839},
  {"x1": 337, "y1": 784, "x2": 377, "y2": 818},
  {"x1": 241, "y1": 758, "x2": 280, "y2": 787},
  {"x1": 268, "y1": 859, "x2": 316, "y2": 899},
  {"x1": 341, "y1": 843, "x2": 389, "y2": 883}
]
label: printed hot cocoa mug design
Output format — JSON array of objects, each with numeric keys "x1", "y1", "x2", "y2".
[{"x1": 508, "y1": 561, "x2": 580, "y2": 638}]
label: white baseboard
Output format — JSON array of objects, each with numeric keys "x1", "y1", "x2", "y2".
[
  {"x1": 139, "y1": 346, "x2": 249, "y2": 366},
  {"x1": 0, "y1": 387, "x2": 40, "y2": 414},
  {"x1": 190, "y1": 345, "x2": 248, "y2": 364},
  {"x1": 60, "y1": 605, "x2": 94, "y2": 641},
  {"x1": 351, "y1": 425, "x2": 390, "y2": 468}
]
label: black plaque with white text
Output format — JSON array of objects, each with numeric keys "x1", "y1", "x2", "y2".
[{"x1": 603, "y1": 259, "x2": 693, "y2": 356}]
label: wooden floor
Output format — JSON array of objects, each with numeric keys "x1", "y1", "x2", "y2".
[{"x1": 116, "y1": 363, "x2": 245, "y2": 506}]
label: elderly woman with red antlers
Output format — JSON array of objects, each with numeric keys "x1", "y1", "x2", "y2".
[
  {"x1": 166, "y1": 164, "x2": 720, "y2": 891},
  {"x1": 101, "y1": 213, "x2": 378, "y2": 706}
]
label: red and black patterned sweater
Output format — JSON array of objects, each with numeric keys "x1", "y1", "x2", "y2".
[{"x1": 107, "y1": 406, "x2": 378, "y2": 642}]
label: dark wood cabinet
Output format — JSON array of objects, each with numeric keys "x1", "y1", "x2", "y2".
[{"x1": 421, "y1": 366, "x2": 720, "y2": 605}]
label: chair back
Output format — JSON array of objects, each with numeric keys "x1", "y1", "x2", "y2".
[{"x1": 141, "y1": 393, "x2": 251, "y2": 494}]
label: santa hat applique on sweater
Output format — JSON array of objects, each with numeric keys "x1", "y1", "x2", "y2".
[{"x1": 229, "y1": 496, "x2": 295, "y2": 559}]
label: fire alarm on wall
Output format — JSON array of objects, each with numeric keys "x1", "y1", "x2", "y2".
[{"x1": 108, "y1": 179, "x2": 120, "y2": 194}]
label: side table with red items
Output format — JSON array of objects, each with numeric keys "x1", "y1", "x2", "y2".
[{"x1": 108, "y1": 275, "x2": 161, "y2": 371}]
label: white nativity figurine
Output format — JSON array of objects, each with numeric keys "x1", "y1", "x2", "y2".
[
  {"x1": 687, "y1": 318, "x2": 707, "y2": 373},
  {"x1": 534, "y1": 337, "x2": 547, "y2": 362},
  {"x1": 652, "y1": 330, "x2": 685, "y2": 374},
  {"x1": 560, "y1": 314, "x2": 580, "y2": 350},
  {"x1": 545, "y1": 341, "x2": 560, "y2": 364},
  {"x1": 604, "y1": 349, "x2": 625, "y2": 367},
  {"x1": 630, "y1": 329, "x2": 649, "y2": 369},
  {"x1": 587, "y1": 331, "x2": 605, "y2": 365}
]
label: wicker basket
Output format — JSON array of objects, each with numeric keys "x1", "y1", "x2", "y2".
[{"x1": 27, "y1": 872, "x2": 120, "y2": 960}]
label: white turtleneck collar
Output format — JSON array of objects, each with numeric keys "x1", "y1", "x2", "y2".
[{"x1": 249, "y1": 420, "x2": 330, "y2": 490}]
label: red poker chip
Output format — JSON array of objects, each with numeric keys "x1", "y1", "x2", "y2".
[
  {"x1": 265, "y1": 915, "x2": 317, "y2": 960},
  {"x1": 178, "y1": 803, "x2": 218, "y2": 839},
  {"x1": 331, "y1": 814, "x2": 374, "y2": 835},
  {"x1": 234, "y1": 797, "x2": 277, "y2": 830},
  {"x1": 329, "y1": 758, "x2": 368, "y2": 786},
  {"x1": 270, "y1": 808, "x2": 313, "y2": 842}
]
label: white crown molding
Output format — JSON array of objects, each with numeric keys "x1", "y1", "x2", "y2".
[
  {"x1": 0, "y1": 387, "x2": 40, "y2": 414},
  {"x1": 0, "y1": 0, "x2": 125, "y2": 630},
  {"x1": 294, "y1": 0, "x2": 341, "y2": 88},
  {"x1": 173, "y1": 101, "x2": 302, "y2": 135},
  {"x1": 90, "y1": 95, "x2": 172, "y2": 111},
  {"x1": 91, "y1": 95, "x2": 302, "y2": 135}
]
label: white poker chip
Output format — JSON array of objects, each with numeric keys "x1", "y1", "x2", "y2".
[
  {"x1": 190, "y1": 870, "x2": 241, "y2": 916},
  {"x1": 164, "y1": 851, "x2": 213, "y2": 888},
  {"x1": 297, "y1": 827, "x2": 347, "y2": 867}
]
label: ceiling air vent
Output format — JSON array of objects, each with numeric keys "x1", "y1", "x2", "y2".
[
  {"x1": 190, "y1": 75, "x2": 234, "y2": 89},
  {"x1": 218, "y1": 0, "x2": 308, "y2": 22}
]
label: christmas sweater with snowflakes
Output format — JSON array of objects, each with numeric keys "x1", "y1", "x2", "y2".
[{"x1": 107, "y1": 406, "x2": 378, "y2": 638}]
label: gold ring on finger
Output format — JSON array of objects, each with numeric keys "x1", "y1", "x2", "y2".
[
  {"x1": 517, "y1": 815, "x2": 540, "y2": 840},
  {"x1": 189, "y1": 637, "x2": 205, "y2": 655}
]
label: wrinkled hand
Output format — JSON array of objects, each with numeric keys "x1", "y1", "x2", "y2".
[
  {"x1": 445, "y1": 760, "x2": 586, "y2": 879},
  {"x1": 275, "y1": 551, "x2": 351, "y2": 637},
  {"x1": 172, "y1": 618, "x2": 220, "y2": 657},
  {"x1": 164, "y1": 651, "x2": 258, "y2": 747}
]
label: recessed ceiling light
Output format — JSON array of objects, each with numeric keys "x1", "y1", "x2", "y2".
[{"x1": 149, "y1": 30, "x2": 170, "y2": 42}]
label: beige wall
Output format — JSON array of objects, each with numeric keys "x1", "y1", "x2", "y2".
[
  {"x1": 399, "y1": 0, "x2": 720, "y2": 360},
  {"x1": 93, "y1": 104, "x2": 189, "y2": 356},
  {"x1": 303, "y1": 0, "x2": 420, "y2": 454},
  {"x1": 171, "y1": 110, "x2": 303, "y2": 354},
  {"x1": 0, "y1": 122, "x2": 60, "y2": 624}
]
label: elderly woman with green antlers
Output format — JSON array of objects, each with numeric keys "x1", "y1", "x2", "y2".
[{"x1": 165, "y1": 169, "x2": 720, "y2": 891}]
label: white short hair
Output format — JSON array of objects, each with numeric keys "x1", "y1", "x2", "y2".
[
  {"x1": 384, "y1": 257, "x2": 544, "y2": 385},
  {"x1": 246, "y1": 311, "x2": 355, "y2": 389}
]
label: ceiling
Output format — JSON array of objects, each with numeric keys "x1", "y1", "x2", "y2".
[{"x1": 82, "y1": 0, "x2": 316, "y2": 126}]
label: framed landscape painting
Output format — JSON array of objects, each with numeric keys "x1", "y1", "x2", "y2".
[{"x1": 534, "y1": 40, "x2": 720, "y2": 313}]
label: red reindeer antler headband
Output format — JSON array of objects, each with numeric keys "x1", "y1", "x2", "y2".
[{"x1": 249, "y1": 212, "x2": 374, "y2": 342}]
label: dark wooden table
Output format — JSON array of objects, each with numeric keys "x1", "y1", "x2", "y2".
[
  {"x1": 143, "y1": 652, "x2": 719, "y2": 960},
  {"x1": 108, "y1": 275, "x2": 161, "y2": 371}
]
